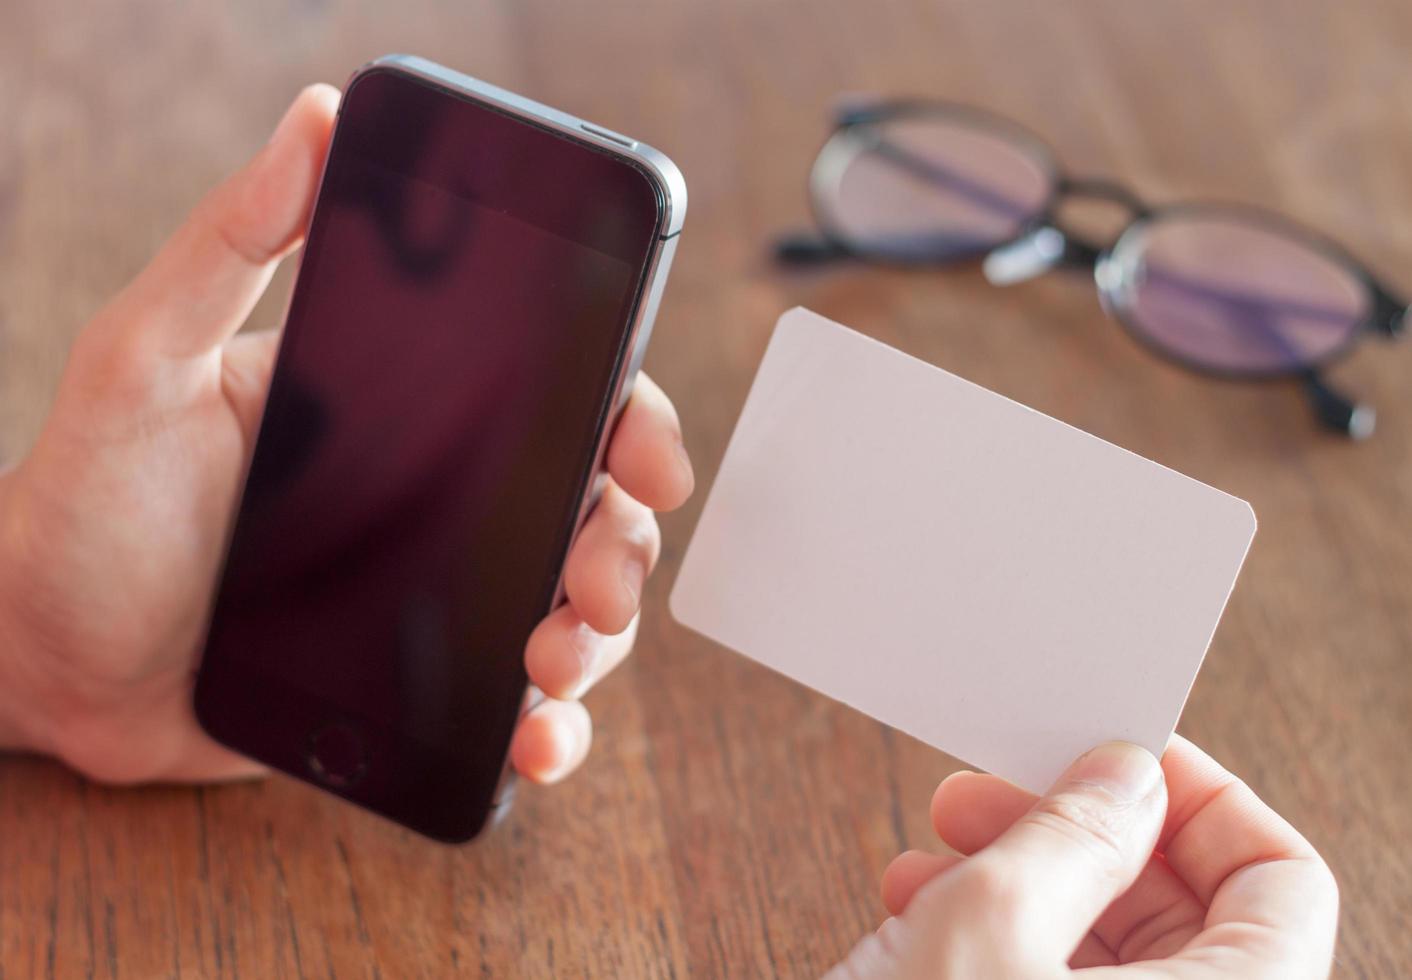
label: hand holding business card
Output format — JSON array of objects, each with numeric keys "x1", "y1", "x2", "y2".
[{"x1": 671, "y1": 308, "x2": 1256, "y2": 792}]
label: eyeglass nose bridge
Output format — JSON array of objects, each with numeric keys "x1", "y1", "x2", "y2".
[
  {"x1": 1053, "y1": 176, "x2": 1147, "y2": 213},
  {"x1": 1043, "y1": 177, "x2": 1151, "y2": 265},
  {"x1": 983, "y1": 179, "x2": 1148, "y2": 287}
]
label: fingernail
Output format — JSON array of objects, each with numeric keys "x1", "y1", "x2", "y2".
[
  {"x1": 1066, "y1": 742, "x2": 1162, "y2": 803},
  {"x1": 621, "y1": 559, "x2": 645, "y2": 608}
]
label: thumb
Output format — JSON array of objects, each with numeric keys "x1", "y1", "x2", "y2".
[
  {"x1": 960, "y1": 741, "x2": 1167, "y2": 962},
  {"x1": 95, "y1": 84, "x2": 339, "y2": 360}
]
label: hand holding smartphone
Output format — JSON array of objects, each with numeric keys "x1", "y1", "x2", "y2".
[{"x1": 194, "y1": 56, "x2": 686, "y2": 842}]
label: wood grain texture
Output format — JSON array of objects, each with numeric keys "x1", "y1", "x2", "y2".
[{"x1": 2, "y1": 1, "x2": 1410, "y2": 976}]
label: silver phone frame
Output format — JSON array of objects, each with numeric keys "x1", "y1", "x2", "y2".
[{"x1": 345, "y1": 55, "x2": 687, "y2": 831}]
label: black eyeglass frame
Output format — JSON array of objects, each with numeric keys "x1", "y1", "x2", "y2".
[{"x1": 780, "y1": 99, "x2": 1408, "y2": 437}]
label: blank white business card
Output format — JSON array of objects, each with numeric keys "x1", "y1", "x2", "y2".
[{"x1": 671, "y1": 308, "x2": 1256, "y2": 793}]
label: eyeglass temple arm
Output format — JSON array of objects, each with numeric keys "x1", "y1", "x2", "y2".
[
  {"x1": 774, "y1": 232, "x2": 852, "y2": 264},
  {"x1": 1307, "y1": 284, "x2": 1404, "y2": 439},
  {"x1": 1304, "y1": 372, "x2": 1375, "y2": 439},
  {"x1": 1369, "y1": 283, "x2": 1409, "y2": 338}
]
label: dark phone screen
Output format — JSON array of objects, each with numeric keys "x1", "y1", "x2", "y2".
[{"x1": 197, "y1": 68, "x2": 661, "y2": 822}]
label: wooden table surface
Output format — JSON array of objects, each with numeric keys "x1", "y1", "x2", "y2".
[{"x1": 3, "y1": 1, "x2": 1410, "y2": 977}]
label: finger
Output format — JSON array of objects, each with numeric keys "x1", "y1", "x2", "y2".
[
  {"x1": 220, "y1": 329, "x2": 281, "y2": 446},
  {"x1": 931, "y1": 770, "x2": 1032, "y2": 850},
  {"x1": 956, "y1": 742, "x2": 1167, "y2": 960},
  {"x1": 525, "y1": 604, "x2": 639, "y2": 701},
  {"x1": 1069, "y1": 934, "x2": 1120, "y2": 969},
  {"x1": 880, "y1": 849, "x2": 962, "y2": 915},
  {"x1": 1159, "y1": 735, "x2": 1328, "y2": 902},
  {"x1": 606, "y1": 373, "x2": 694, "y2": 511},
  {"x1": 509, "y1": 698, "x2": 593, "y2": 785},
  {"x1": 562, "y1": 479, "x2": 660, "y2": 635},
  {"x1": 124, "y1": 704, "x2": 271, "y2": 784},
  {"x1": 933, "y1": 769, "x2": 1206, "y2": 962},
  {"x1": 823, "y1": 916, "x2": 926, "y2": 980},
  {"x1": 101, "y1": 84, "x2": 339, "y2": 359},
  {"x1": 881, "y1": 835, "x2": 1118, "y2": 969},
  {"x1": 1155, "y1": 735, "x2": 1339, "y2": 970},
  {"x1": 160, "y1": 732, "x2": 270, "y2": 783}
]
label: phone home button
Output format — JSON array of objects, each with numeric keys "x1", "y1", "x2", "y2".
[{"x1": 306, "y1": 722, "x2": 367, "y2": 788}]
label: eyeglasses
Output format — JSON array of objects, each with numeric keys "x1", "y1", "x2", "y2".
[{"x1": 776, "y1": 101, "x2": 1407, "y2": 438}]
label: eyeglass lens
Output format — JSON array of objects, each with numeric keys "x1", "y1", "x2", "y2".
[
  {"x1": 815, "y1": 111, "x2": 1370, "y2": 376},
  {"x1": 1101, "y1": 214, "x2": 1367, "y2": 375},
  {"x1": 816, "y1": 114, "x2": 1052, "y2": 261}
]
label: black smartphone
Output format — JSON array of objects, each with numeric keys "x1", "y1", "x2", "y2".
[{"x1": 193, "y1": 55, "x2": 686, "y2": 842}]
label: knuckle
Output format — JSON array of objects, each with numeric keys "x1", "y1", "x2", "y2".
[
  {"x1": 954, "y1": 857, "x2": 1027, "y2": 915},
  {"x1": 72, "y1": 312, "x2": 131, "y2": 367},
  {"x1": 872, "y1": 914, "x2": 911, "y2": 958},
  {"x1": 633, "y1": 511, "x2": 662, "y2": 557},
  {"x1": 68, "y1": 317, "x2": 156, "y2": 400},
  {"x1": 614, "y1": 503, "x2": 660, "y2": 559},
  {"x1": 1026, "y1": 791, "x2": 1133, "y2": 873}
]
